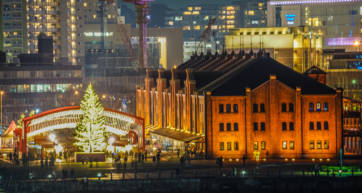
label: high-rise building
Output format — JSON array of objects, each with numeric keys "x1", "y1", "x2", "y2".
[
  {"x1": 26, "y1": 0, "x2": 60, "y2": 62},
  {"x1": 0, "y1": 0, "x2": 27, "y2": 63},
  {"x1": 267, "y1": 0, "x2": 362, "y2": 51},
  {"x1": 238, "y1": 0, "x2": 267, "y2": 27}
]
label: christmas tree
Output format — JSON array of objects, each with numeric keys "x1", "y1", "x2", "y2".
[{"x1": 74, "y1": 83, "x2": 107, "y2": 152}]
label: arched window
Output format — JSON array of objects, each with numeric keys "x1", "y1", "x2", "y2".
[
  {"x1": 289, "y1": 103, "x2": 294, "y2": 112},
  {"x1": 309, "y1": 103, "x2": 314, "y2": 112},
  {"x1": 323, "y1": 102, "x2": 329, "y2": 111},
  {"x1": 282, "y1": 103, "x2": 287, "y2": 112},
  {"x1": 316, "y1": 102, "x2": 321, "y2": 111}
]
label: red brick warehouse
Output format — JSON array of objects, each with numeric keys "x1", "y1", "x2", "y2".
[{"x1": 136, "y1": 51, "x2": 343, "y2": 160}]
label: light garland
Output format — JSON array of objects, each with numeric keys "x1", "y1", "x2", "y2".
[
  {"x1": 27, "y1": 109, "x2": 140, "y2": 137},
  {"x1": 269, "y1": 0, "x2": 359, "y2": 6}
]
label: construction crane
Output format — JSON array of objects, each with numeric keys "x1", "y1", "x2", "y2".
[
  {"x1": 196, "y1": 17, "x2": 216, "y2": 53},
  {"x1": 123, "y1": 0, "x2": 153, "y2": 68}
]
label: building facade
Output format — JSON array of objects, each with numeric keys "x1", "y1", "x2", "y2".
[
  {"x1": 322, "y1": 51, "x2": 362, "y2": 100},
  {"x1": 343, "y1": 97, "x2": 362, "y2": 156},
  {"x1": 225, "y1": 26, "x2": 323, "y2": 72},
  {"x1": 0, "y1": 0, "x2": 27, "y2": 63},
  {"x1": 267, "y1": 0, "x2": 362, "y2": 52},
  {"x1": 136, "y1": 51, "x2": 343, "y2": 159}
]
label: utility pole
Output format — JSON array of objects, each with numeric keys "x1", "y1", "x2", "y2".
[{"x1": 123, "y1": 0, "x2": 153, "y2": 68}]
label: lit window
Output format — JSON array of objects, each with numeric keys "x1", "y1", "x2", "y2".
[
  {"x1": 261, "y1": 141, "x2": 266, "y2": 150},
  {"x1": 183, "y1": 11, "x2": 191, "y2": 15},
  {"x1": 253, "y1": 122, "x2": 258, "y2": 131},
  {"x1": 183, "y1": 26, "x2": 191, "y2": 30},
  {"x1": 309, "y1": 103, "x2": 314, "y2": 112},
  {"x1": 282, "y1": 141, "x2": 287, "y2": 150},
  {"x1": 309, "y1": 122, "x2": 314, "y2": 130},
  {"x1": 310, "y1": 141, "x2": 315, "y2": 149},
  {"x1": 226, "y1": 123, "x2": 231, "y2": 131},
  {"x1": 323, "y1": 102, "x2": 329, "y2": 111},
  {"x1": 234, "y1": 123, "x2": 238, "y2": 131},
  {"x1": 254, "y1": 142, "x2": 258, "y2": 150},
  {"x1": 220, "y1": 142, "x2": 224, "y2": 151},
  {"x1": 282, "y1": 122, "x2": 287, "y2": 131},
  {"x1": 219, "y1": 123, "x2": 224, "y2": 132},
  {"x1": 324, "y1": 141, "x2": 329, "y2": 149},
  {"x1": 316, "y1": 102, "x2": 321, "y2": 111},
  {"x1": 234, "y1": 142, "x2": 239, "y2": 150},
  {"x1": 282, "y1": 103, "x2": 287, "y2": 112},
  {"x1": 317, "y1": 141, "x2": 322, "y2": 149},
  {"x1": 324, "y1": 121, "x2": 329, "y2": 130},
  {"x1": 227, "y1": 142, "x2": 232, "y2": 151},
  {"x1": 289, "y1": 141, "x2": 295, "y2": 150},
  {"x1": 248, "y1": 10, "x2": 255, "y2": 16},
  {"x1": 261, "y1": 122, "x2": 265, "y2": 131}
]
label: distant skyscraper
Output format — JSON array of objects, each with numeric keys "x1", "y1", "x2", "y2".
[
  {"x1": 0, "y1": 0, "x2": 27, "y2": 63},
  {"x1": 26, "y1": 0, "x2": 60, "y2": 63},
  {"x1": 238, "y1": 0, "x2": 267, "y2": 27}
]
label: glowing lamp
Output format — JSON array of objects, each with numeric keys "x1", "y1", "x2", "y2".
[
  {"x1": 49, "y1": 133, "x2": 56, "y2": 142},
  {"x1": 55, "y1": 144, "x2": 63, "y2": 153},
  {"x1": 108, "y1": 137, "x2": 115, "y2": 145},
  {"x1": 312, "y1": 158, "x2": 315, "y2": 162},
  {"x1": 354, "y1": 40, "x2": 360, "y2": 46},
  {"x1": 229, "y1": 158, "x2": 232, "y2": 162}
]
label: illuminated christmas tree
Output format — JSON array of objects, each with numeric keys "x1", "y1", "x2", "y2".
[{"x1": 74, "y1": 83, "x2": 107, "y2": 152}]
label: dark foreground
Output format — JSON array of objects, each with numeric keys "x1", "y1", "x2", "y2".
[{"x1": 1, "y1": 176, "x2": 362, "y2": 193}]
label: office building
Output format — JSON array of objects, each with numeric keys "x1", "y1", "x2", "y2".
[
  {"x1": 323, "y1": 50, "x2": 362, "y2": 100},
  {"x1": 0, "y1": 0, "x2": 27, "y2": 63},
  {"x1": 225, "y1": 26, "x2": 323, "y2": 72},
  {"x1": 267, "y1": 0, "x2": 362, "y2": 51}
]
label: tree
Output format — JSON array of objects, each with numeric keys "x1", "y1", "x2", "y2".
[{"x1": 74, "y1": 83, "x2": 107, "y2": 152}]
